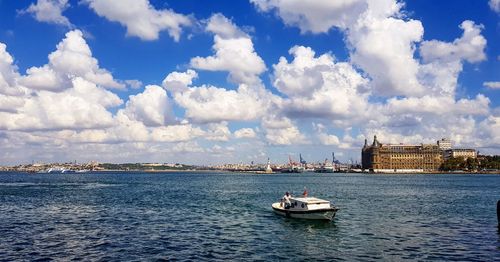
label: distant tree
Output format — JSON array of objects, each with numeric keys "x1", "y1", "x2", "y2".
[
  {"x1": 465, "y1": 157, "x2": 479, "y2": 171},
  {"x1": 478, "y1": 155, "x2": 500, "y2": 170},
  {"x1": 440, "y1": 157, "x2": 466, "y2": 171}
]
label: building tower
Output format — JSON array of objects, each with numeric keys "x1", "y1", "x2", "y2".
[{"x1": 265, "y1": 158, "x2": 273, "y2": 173}]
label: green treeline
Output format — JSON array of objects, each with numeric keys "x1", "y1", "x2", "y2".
[{"x1": 440, "y1": 156, "x2": 500, "y2": 171}]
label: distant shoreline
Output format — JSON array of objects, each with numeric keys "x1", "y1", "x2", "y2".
[{"x1": 0, "y1": 170, "x2": 498, "y2": 175}]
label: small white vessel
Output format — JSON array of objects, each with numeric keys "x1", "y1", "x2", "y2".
[{"x1": 272, "y1": 196, "x2": 338, "y2": 220}]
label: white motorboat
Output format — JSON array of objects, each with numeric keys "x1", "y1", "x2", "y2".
[{"x1": 272, "y1": 196, "x2": 338, "y2": 220}]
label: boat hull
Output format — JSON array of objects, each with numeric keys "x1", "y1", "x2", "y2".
[{"x1": 272, "y1": 203, "x2": 338, "y2": 220}]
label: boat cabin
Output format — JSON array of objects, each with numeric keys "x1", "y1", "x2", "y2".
[{"x1": 286, "y1": 197, "x2": 331, "y2": 211}]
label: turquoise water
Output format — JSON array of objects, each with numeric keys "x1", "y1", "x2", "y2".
[{"x1": 0, "y1": 172, "x2": 499, "y2": 261}]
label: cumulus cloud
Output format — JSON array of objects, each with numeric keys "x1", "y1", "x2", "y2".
[
  {"x1": 234, "y1": 128, "x2": 257, "y2": 139},
  {"x1": 419, "y1": 21, "x2": 487, "y2": 96},
  {"x1": 164, "y1": 69, "x2": 273, "y2": 124},
  {"x1": 190, "y1": 13, "x2": 266, "y2": 85},
  {"x1": 252, "y1": 0, "x2": 487, "y2": 99},
  {"x1": 251, "y1": 0, "x2": 425, "y2": 96},
  {"x1": 0, "y1": 95, "x2": 25, "y2": 113},
  {"x1": 251, "y1": 0, "x2": 367, "y2": 33},
  {"x1": 478, "y1": 116, "x2": 500, "y2": 148},
  {"x1": 349, "y1": 16, "x2": 425, "y2": 97},
  {"x1": 22, "y1": 0, "x2": 72, "y2": 27},
  {"x1": 19, "y1": 30, "x2": 124, "y2": 91},
  {"x1": 172, "y1": 83, "x2": 269, "y2": 123},
  {"x1": 0, "y1": 77, "x2": 122, "y2": 131},
  {"x1": 123, "y1": 85, "x2": 174, "y2": 127},
  {"x1": 313, "y1": 123, "x2": 340, "y2": 145},
  {"x1": 272, "y1": 45, "x2": 370, "y2": 120},
  {"x1": 490, "y1": 0, "x2": 500, "y2": 13},
  {"x1": 261, "y1": 114, "x2": 307, "y2": 145},
  {"x1": 162, "y1": 69, "x2": 198, "y2": 93},
  {"x1": 484, "y1": 81, "x2": 500, "y2": 89},
  {"x1": 124, "y1": 79, "x2": 142, "y2": 89},
  {"x1": 150, "y1": 125, "x2": 205, "y2": 143},
  {"x1": 84, "y1": 0, "x2": 192, "y2": 41},
  {"x1": 205, "y1": 122, "x2": 232, "y2": 141},
  {"x1": 0, "y1": 43, "x2": 26, "y2": 97},
  {"x1": 420, "y1": 21, "x2": 487, "y2": 64},
  {"x1": 384, "y1": 95, "x2": 490, "y2": 116}
]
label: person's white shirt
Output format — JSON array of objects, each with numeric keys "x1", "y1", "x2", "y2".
[{"x1": 283, "y1": 193, "x2": 291, "y2": 205}]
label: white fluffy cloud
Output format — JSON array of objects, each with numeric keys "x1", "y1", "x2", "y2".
[
  {"x1": 261, "y1": 114, "x2": 307, "y2": 145},
  {"x1": 150, "y1": 125, "x2": 205, "y2": 143},
  {"x1": 478, "y1": 116, "x2": 500, "y2": 148},
  {"x1": 490, "y1": 0, "x2": 500, "y2": 13},
  {"x1": 23, "y1": 0, "x2": 72, "y2": 27},
  {"x1": 251, "y1": 0, "x2": 367, "y2": 33},
  {"x1": 162, "y1": 69, "x2": 198, "y2": 93},
  {"x1": 420, "y1": 21, "x2": 487, "y2": 64},
  {"x1": 234, "y1": 128, "x2": 257, "y2": 139},
  {"x1": 190, "y1": 14, "x2": 266, "y2": 85},
  {"x1": 0, "y1": 43, "x2": 26, "y2": 97},
  {"x1": 484, "y1": 82, "x2": 500, "y2": 89},
  {"x1": 419, "y1": 21, "x2": 487, "y2": 96},
  {"x1": 272, "y1": 45, "x2": 369, "y2": 120},
  {"x1": 84, "y1": 0, "x2": 192, "y2": 41},
  {"x1": 251, "y1": 0, "x2": 489, "y2": 99},
  {"x1": 162, "y1": 67, "x2": 276, "y2": 124},
  {"x1": 384, "y1": 95, "x2": 490, "y2": 116},
  {"x1": 251, "y1": 0, "x2": 425, "y2": 96},
  {"x1": 349, "y1": 16, "x2": 425, "y2": 97},
  {"x1": 0, "y1": 77, "x2": 122, "y2": 131},
  {"x1": 20, "y1": 30, "x2": 124, "y2": 91},
  {"x1": 124, "y1": 79, "x2": 142, "y2": 89},
  {"x1": 313, "y1": 123, "x2": 340, "y2": 146},
  {"x1": 123, "y1": 85, "x2": 174, "y2": 127},
  {"x1": 171, "y1": 82, "x2": 270, "y2": 123}
]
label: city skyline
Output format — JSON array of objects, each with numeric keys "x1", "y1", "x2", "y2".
[{"x1": 0, "y1": 0, "x2": 499, "y2": 165}]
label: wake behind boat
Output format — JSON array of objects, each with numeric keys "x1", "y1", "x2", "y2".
[{"x1": 272, "y1": 196, "x2": 338, "y2": 220}]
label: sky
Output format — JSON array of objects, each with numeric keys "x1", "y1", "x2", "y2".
[{"x1": 0, "y1": 0, "x2": 499, "y2": 165}]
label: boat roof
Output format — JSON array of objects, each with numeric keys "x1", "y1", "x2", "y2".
[{"x1": 290, "y1": 197, "x2": 330, "y2": 204}]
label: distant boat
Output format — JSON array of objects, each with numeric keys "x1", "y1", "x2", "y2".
[
  {"x1": 272, "y1": 196, "x2": 339, "y2": 220},
  {"x1": 281, "y1": 166, "x2": 305, "y2": 173},
  {"x1": 315, "y1": 165, "x2": 335, "y2": 173},
  {"x1": 315, "y1": 154, "x2": 336, "y2": 173}
]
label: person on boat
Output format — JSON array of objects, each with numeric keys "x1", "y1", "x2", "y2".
[
  {"x1": 283, "y1": 192, "x2": 291, "y2": 209},
  {"x1": 302, "y1": 187, "x2": 308, "y2": 197}
]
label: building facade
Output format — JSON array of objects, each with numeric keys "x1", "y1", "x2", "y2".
[
  {"x1": 437, "y1": 138, "x2": 452, "y2": 150},
  {"x1": 443, "y1": 149, "x2": 477, "y2": 160},
  {"x1": 362, "y1": 136, "x2": 443, "y2": 172}
]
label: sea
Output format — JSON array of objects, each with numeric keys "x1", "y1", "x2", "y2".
[{"x1": 0, "y1": 171, "x2": 499, "y2": 261}]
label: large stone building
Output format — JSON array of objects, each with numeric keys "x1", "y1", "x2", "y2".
[
  {"x1": 443, "y1": 149, "x2": 477, "y2": 160},
  {"x1": 362, "y1": 136, "x2": 444, "y2": 172}
]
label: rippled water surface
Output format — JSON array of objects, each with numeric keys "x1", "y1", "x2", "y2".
[{"x1": 1, "y1": 172, "x2": 499, "y2": 261}]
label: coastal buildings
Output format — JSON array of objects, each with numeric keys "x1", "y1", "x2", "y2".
[
  {"x1": 362, "y1": 136, "x2": 480, "y2": 172},
  {"x1": 362, "y1": 136, "x2": 443, "y2": 172}
]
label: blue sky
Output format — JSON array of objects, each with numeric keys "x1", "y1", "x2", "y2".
[{"x1": 0, "y1": 0, "x2": 499, "y2": 165}]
